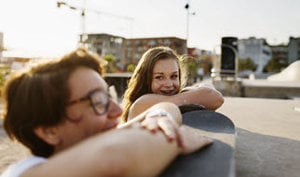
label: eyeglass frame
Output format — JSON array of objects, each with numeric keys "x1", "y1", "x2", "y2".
[{"x1": 65, "y1": 88, "x2": 111, "y2": 119}]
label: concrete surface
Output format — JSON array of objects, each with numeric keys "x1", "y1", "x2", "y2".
[
  {"x1": 1, "y1": 97, "x2": 300, "y2": 177},
  {"x1": 217, "y1": 97, "x2": 300, "y2": 177}
]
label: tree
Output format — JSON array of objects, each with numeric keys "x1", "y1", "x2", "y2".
[
  {"x1": 238, "y1": 58, "x2": 257, "y2": 71},
  {"x1": 185, "y1": 57, "x2": 198, "y2": 85},
  {"x1": 263, "y1": 56, "x2": 288, "y2": 73},
  {"x1": 0, "y1": 64, "x2": 10, "y2": 96},
  {"x1": 126, "y1": 64, "x2": 136, "y2": 72},
  {"x1": 103, "y1": 54, "x2": 117, "y2": 73}
]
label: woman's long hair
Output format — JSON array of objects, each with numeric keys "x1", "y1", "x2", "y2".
[{"x1": 121, "y1": 46, "x2": 186, "y2": 122}]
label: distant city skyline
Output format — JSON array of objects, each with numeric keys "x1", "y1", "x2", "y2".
[{"x1": 1, "y1": 0, "x2": 300, "y2": 58}]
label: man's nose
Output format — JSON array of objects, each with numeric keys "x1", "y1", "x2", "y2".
[{"x1": 107, "y1": 99, "x2": 122, "y2": 119}]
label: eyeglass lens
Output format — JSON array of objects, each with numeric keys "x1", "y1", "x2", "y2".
[
  {"x1": 90, "y1": 91, "x2": 110, "y2": 115},
  {"x1": 66, "y1": 89, "x2": 111, "y2": 120}
]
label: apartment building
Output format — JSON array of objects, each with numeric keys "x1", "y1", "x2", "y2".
[
  {"x1": 124, "y1": 37, "x2": 186, "y2": 66},
  {"x1": 269, "y1": 44, "x2": 288, "y2": 65},
  {"x1": 84, "y1": 33, "x2": 125, "y2": 66},
  {"x1": 287, "y1": 37, "x2": 300, "y2": 64},
  {"x1": 84, "y1": 33, "x2": 186, "y2": 71},
  {"x1": 238, "y1": 37, "x2": 272, "y2": 73}
]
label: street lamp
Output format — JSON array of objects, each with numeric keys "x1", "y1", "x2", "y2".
[{"x1": 184, "y1": 2, "x2": 196, "y2": 48}]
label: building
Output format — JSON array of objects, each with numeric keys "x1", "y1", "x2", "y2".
[
  {"x1": 124, "y1": 37, "x2": 186, "y2": 66},
  {"x1": 83, "y1": 33, "x2": 186, "y2": 71},
  {"x1": 287, "y1": 37, "x2": 300, "y2": 64},
  {"x1": 84, "y1": 33, "x2": 126, "y2": 70},
  {"x1": 188, "y1": 48, "x2": 212, "y2": 75},
  {"x1": 269, "y1": 44, "x2": 288, "y2": 65},
  {"x1": 238, "y1": 37, "x2": 272, "y2": 73}
]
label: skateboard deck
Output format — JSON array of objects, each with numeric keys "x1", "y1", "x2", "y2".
[{"x1": 160, "y1": 110, "x2": 236, "y2": 177}]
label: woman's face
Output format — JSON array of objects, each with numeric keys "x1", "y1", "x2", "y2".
[
  {"x1": 54, "y1": 67, "x2": 122, "y2": 151},
  {"x1": 151, "y1": 58, "x2": 180, "y2": 96}
]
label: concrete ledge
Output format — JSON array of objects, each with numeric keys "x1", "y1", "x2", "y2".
[
  {"x1": 242, "y1": 80, "x2": 300, "y2": 99},
  {"x1": 213, "y1": 79, "x2": 300, "y2": 99},
  {"x1": 213, "y1": 79, "x2": 243, "y2": 97},
  {"x1": 104, "y1": 73, "x2": 131, "y2": 98}
]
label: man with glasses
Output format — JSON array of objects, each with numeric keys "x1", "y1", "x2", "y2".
[{"x1": 1, "y1": 47, "x2": 212, "y2": 177}]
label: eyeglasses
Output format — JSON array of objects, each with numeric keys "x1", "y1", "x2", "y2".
[{"x1": 65, "y1": 88, "x2": 111, "y2": 120}]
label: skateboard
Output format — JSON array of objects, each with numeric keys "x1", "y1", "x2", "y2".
[
  {"x1": 159, "y1": 110, "x2": 236, "y2": 177},
  {"x1": 178, "y1": 103, "x2": 206, "y2": 114}
]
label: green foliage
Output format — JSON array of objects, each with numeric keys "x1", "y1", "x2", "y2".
[
  {"x1": 188, "y1": 61, "x2": 197, "y2": 75},
  {"x1": 238, "y1": 58, "x2": 257, "y2": 71},
  {"x1": 186, "y1": 58, "x2": 198, "y2": 85},
  {"x1": 104, "y1": 54, "x2": 116, "y2": 62},
  {"x1": 126, "y1": 64, "x2": 136, "y2": 72},
  {"x1": 263, "y1": 56, "x2": 288, "y2": 73},
  {"x1": 103, "y1": 54, "x2": 117, "y2": 73},
  {"x1": 0, "y1": 65, "x2": 10, "y2": 95}
]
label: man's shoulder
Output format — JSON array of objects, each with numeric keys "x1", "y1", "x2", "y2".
[{"x1": 1, "y1": 156, "x2": 46, "y2": 177}]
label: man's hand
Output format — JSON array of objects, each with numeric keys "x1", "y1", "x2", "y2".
[
  {"x1": 179, "y1": 125, "x2": 213, "y2": 155},
  {"x1": 141, "y1": 109, "x2": 183, "y2": 148},
  {"x1": 119, "y1": 102, "x2": 183, "y2": 148}
]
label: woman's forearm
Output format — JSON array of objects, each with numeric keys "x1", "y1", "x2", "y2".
[
  {"x1": 128, "y1": 88, "x2": 224, "y2": 119},
  {"x1": 179, "y1": 87, "x2": 224, "y2": 110},
  {"x1": 127, "y1": 101, "x2": 182, "y2": 123}
]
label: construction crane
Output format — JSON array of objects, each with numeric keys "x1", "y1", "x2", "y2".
[{"x1": 56, "y1": 1, "x2": 133, "y2": 45}]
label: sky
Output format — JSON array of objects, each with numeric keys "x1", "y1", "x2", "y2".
[{"x1": 0, "y1": 0, "x2": 300, "y2": 58}]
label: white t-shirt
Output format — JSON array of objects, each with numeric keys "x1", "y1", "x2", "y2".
[{"x1": 1, "y1": 156, "x2": 46, "y2": 177}]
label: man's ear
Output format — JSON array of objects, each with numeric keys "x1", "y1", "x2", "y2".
[{"x1": 34, "y1": 126, "x2": 60, "y2": 145}]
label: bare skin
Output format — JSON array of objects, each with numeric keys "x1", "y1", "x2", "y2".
[
  {"x1": 128, "y1": 85, "x2": 224, "y2": 120},
  {"x1": 126, "y1": 58, "x2": 224, "y2": 121},
  {"x1": 16, "y1": 67, "x2": 213, "y2": 177}
]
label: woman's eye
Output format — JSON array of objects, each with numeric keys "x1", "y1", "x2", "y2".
[
  {"x1": 171, "y1": 74, "x2": 178, "y2": 79},
  {"x1": 155, "y1": 76, "x2": 163, "y2": 80}
]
